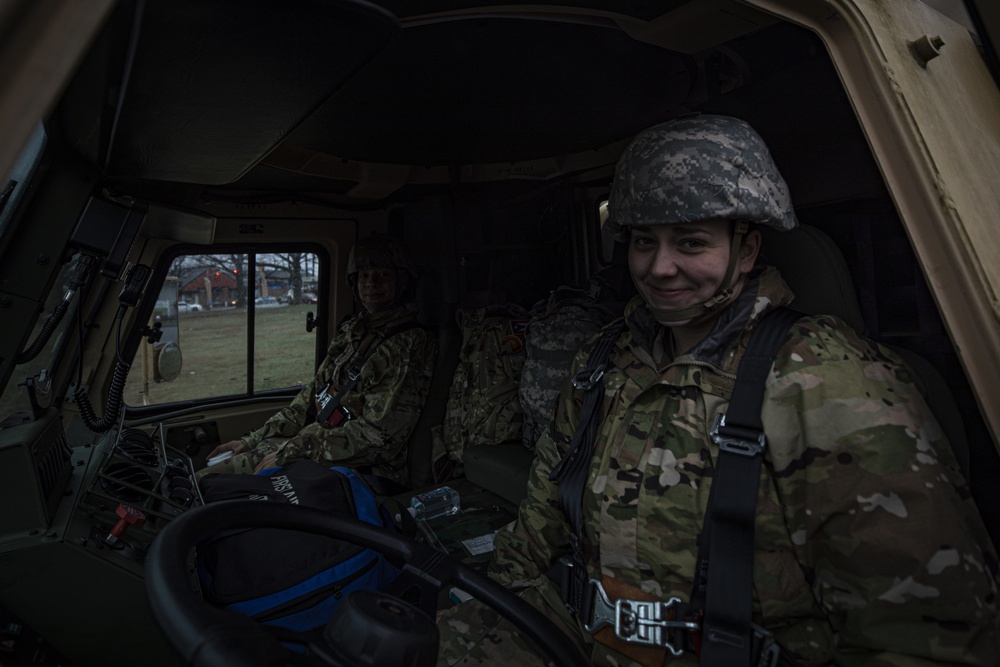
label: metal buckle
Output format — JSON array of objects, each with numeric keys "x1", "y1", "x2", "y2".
[
  {"x1": 584, "y1": 580, "x2": 700, "y2": 657},
  {"x1": 752, "y1": 624, "x2": 781, "y2": 667},
  {"x1": 347, "y1": 365, "x2": 363, "y2": 381},
  {"x1": 710, "y1": 413, "x2": 766, "y2": 457},
  {"x1": 572, "y1": 366, "x2": 604, "y2": 391}
]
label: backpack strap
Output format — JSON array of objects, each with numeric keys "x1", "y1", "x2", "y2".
[
  {"x1": 315, "y1": 320, "x2": 422, "y2": 425},
  {"x1": 693, "y1": 306, "x2": 802, "y2": 666}
]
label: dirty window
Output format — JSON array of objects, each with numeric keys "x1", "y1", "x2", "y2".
[{"x1": 124, "y1": 249, "x2": 323, "y2": 406}]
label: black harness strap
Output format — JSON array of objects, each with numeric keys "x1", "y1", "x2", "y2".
[
  {"x1": 548, "y1": 319, "x2": 625, "y2": 614},
  {"x1": 548, "y1": 307, "x2": 804, "y2": 667},
  {"x1": 315, "y1": 321, "x2": 421, "y2": 425},
  {"x1": 695, "y1": 306, "x2": 801, "y2": 667},
  {"x1": 550, "y1": 319, "x2": 625, "y2": 534}
]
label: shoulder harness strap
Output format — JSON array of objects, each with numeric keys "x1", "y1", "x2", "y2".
[
  {"x1": 315, "y1": 320, "x2": 423, "y2": 425},
  {"x1": 694, "y1": 306, "x2": 802, "y2": 666}
]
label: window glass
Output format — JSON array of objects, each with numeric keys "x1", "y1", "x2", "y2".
[
  {"x1": 253, "y1": 251, "x2": 321, "y2": 393},
  {"x1": 125, "y1": 250, "x2": 321, "y2": 406},
  {"x1": 0, "y1": 124, "x2": 47, "y2": 245}
]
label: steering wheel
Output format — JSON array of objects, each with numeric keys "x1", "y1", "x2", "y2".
[{"x1": 145, "y1": 499, "x2": 590, "y2": 667}]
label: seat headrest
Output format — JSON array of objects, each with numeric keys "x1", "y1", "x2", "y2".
[{"x1": 760, "y1": 225, "x2": 865, "y2": 334}]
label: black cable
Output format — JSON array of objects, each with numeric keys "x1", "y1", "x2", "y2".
[
  {"x1": 75, "y1": 308, "x2": 132, "y2": 434},
  {"x1": 14, "y1": 254, "x2": 97, "y2": 365}
]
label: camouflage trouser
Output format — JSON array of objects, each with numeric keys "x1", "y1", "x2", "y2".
[
  {"x1": 194, "y1": 436, "x2": 287, "y2": 480},
  {"x1": 436, "y1": 577, "x2": 589, "y2": 666},
  {"x1": 436, "y1": 577, "x2": 700, "y2": 667}
]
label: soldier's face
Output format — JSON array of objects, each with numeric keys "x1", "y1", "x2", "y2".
[
  {"x1": 628, "y1": 219, "x2": 759, "y2": 327},
  {"x1": 357, "y1": 267, "x2": 398, "y2": 308}
]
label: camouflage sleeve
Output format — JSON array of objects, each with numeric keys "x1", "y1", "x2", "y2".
[
  {"x1": 241, "y1": 354, "x2": 335, "y2": 450},
  {"x1": 488, "y1": 353, "x2": 586, "y2": 588},
  {"x1": 274, "y1": 328, "x2": 436, "y2": 468},
  {"x1": 764, "y1": 316, "x2": 999, "y2": 665}
]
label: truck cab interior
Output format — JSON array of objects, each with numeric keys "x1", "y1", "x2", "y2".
[{"x1": 0, "y1": 0, "x2": 998, "y2": 665}]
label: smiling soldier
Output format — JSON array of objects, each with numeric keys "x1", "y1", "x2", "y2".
[
  {"x1": 436, "y1": 115, "x2": 999, "y2": 666},
  {"x1": 199, "y1": 234, "x2": 436, "y2": 489}
]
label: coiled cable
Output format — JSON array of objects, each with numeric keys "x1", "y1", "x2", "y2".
[{"x1": 75, "y1": 308, "x2": 131, "y2": 433}]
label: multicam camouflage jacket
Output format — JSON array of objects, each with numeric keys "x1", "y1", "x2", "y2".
[
  {"x1": 489, "y1": 266, "x2": 999, "y2": 665},
  {"x1": 242, "y1": 303, "x2": 436, "y2": 486}
]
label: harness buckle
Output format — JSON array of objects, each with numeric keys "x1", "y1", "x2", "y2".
[
  {"x1": 710, "y1": 413, "x2": 766, "y2": 457},
  {"x1": 752, "y1": 624, "x2": 781, "y2": 667},
  {"x1": 583, "y1": 580, "x2": 700, "y2": 657},
  {"x1": 572, "y1": 366, "x2": 604, "y2": 391}
]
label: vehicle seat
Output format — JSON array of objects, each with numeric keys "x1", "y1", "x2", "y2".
[
  {"x1": 761, "y1": 225, "x2": 969, "y2": 475},
  {"x1": 406, "y1": 314, "x2": 462, "y2": 488}
]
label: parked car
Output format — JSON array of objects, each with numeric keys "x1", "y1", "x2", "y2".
[
  {"x1": 254, "y1": 296, "x2": 277, "y2": 305},
  {"x1": 176, "y1": 302, "x2": 203, "y2": 312},
  {"x1": 300, "y1": 292, "x2": 318, "y2": 304}
]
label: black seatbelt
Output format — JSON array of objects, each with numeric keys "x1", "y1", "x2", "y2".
[
  {"x1": 548, "y1": 319, "x2": 625, "y2": 614},
  {"x1": 315, "y1": 321, "x2": 421, "y2": 426},
  {"x1": 694, "y1": 306, "x2": 802, "y2": 667},
  {"x1": 549, "y1": 307, "x2": 803, "y2": 667}
]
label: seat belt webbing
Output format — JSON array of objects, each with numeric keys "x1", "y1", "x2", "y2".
[{"x1": 696, "y1": 306, "x2": 801, "y2": 666}]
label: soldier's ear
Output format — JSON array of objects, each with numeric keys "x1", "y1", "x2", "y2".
[{"x1": 738, "y1": 229, "x2": 762, "y2": 274}]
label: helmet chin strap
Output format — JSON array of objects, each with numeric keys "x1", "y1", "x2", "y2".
[{"x1": 642, "y1": 222, "x2": 749, "y2": 325}]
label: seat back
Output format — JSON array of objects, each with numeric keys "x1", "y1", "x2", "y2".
[
  {"x1": 761, "y1": 225, "x2": 968, "y2": 475},
  {"x1": 760, "y1": 225, "x2": 865, "y2": 333},
  {"x1": 406, "y1": 319, "x2": 462, "y2": 488}
]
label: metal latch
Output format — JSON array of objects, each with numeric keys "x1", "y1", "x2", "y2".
[
  {"x1": 710, "y1": 413, "x2": 766, "y2": 457},
  {"x1": 584, "y1": 580, "x2": 700, "y2": 657}
]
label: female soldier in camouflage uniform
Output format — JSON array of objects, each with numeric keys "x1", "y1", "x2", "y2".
[
  {"x1": 200, "y1": 235, "x2": 436, "y2": 488},
  {"x1": 437, "y1": 115, "x2": 998, "y2": 665}
]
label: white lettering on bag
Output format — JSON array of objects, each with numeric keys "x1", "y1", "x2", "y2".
[{"x1": 269, "y1": 475, "x2": 300, "y2": 504}]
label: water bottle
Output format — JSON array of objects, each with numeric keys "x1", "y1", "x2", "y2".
[{"x1": 410, "y1": 486, "x2": 461, "y2": 521}]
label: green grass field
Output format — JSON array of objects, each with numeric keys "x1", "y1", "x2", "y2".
[{"x1": 125, "y1": 304, "x2": 318, "y2": 406}]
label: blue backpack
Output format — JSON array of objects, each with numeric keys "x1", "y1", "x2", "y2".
[{"x1": 196, "y1": 460, "x2": 399, "y2": 631}]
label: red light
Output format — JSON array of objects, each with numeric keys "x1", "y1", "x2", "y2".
[
  {"x1": 215, "y1": 271, "x2": 221, "y2": 276},
  {"x1": 233, "y1": 269, "x2": 239, "y2": 274}
]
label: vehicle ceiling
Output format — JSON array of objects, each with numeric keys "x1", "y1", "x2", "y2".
[{"x1": 57, "y1": 0, "x2": 845, "y2": 209}]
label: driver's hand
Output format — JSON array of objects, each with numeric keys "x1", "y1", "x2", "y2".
[
  {"x1": 254, "y1": 451, "x2": 278, "y2": 474},
  {"x1": 208, "y1": 440, "x2": 247, "y2": 459}
]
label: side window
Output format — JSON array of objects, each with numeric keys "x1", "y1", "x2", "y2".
[{"x1": 125, "y1": 248, "x2": 323, "y2": 406}]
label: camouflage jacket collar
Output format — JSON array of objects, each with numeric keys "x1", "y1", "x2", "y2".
[
  {"x1": 338, "y1": 302, "x2": 420, "y2": 337},
  {"x1": 623, "y1": 265, "x2": 795, "y2": 374}
]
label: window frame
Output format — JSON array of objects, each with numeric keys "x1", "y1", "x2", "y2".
[{"x1": 122, "y1": 241, "x2": 330, "y2": 420}]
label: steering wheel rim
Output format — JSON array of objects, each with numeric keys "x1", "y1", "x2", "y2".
[{"x1": 145, "y1": 499, "x2": 590, "y2": 667}]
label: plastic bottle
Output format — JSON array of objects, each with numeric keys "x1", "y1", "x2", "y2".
[{"x1": 410, "y1": 486, "x2": 461, "y2": 520}]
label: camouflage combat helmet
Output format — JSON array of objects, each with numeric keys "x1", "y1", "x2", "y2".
[
  {"x1": 608, "y1": 114, "x2": 798, "y2": 323},
  {"x1": 347, "y1": 234, "x2": 417, "y2": 280},
  {"x1": 607, "y1": 114, "x2": 797, "y2": 236},
  {"x1": 347, "y1": 234, "x2": 417, "y2": 309}
]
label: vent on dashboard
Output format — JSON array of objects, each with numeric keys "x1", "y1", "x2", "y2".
[
  {"x1": 99, "y1": 462, "x2": 154, "y2": 502},
  {"x1": 36, "y1": 431, "x2": 73, "y2": 508},
  {"x1": 115, "y1": 429, "x2": 159, "y2": 468}
]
